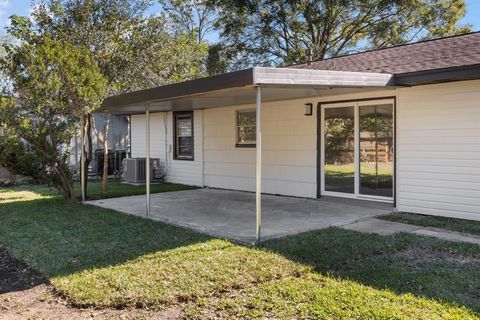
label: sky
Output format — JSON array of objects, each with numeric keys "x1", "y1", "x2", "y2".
[{"x1": 0, "y1": 0, "x2": 479, "y2": 35}]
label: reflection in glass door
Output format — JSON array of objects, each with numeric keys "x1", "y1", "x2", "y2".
[
  {"x1": 359, "y1": 105, "x2": 394, "y2": 197},
  {"x1": 322, "y1": 100, "x2": 394, "y2": 201},
  {"x1": 323, "y1": 106, "x2": 355, "y2": 194}
]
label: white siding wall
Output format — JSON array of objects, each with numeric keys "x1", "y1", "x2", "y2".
[
  {"x1": 131, "y1": 111, "x2": 203, "y2": 186},
  {"x1": 396, "y1": 80, "x2": 480, "y2": 220},
  {"x1": 128, "y1": 81, "x2": 480, "y2": 220},
  {"x1": 203, "y1": 99, "x2": 317, "y2": 198},
  {"x1": 131, "y1": 113, "x2": 166, "y2": 161}
]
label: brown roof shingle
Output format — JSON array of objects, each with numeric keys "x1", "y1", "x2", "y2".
[{"x1": 288, "y1": 32, "x2": 480, "y2": 75}]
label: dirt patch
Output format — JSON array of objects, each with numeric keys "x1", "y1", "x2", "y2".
[
  {"x1": 394, "y1": 247, "x2": 480, "y2": 268},
  {"x1": 0, "y1": 247, "x2": 47, "y2": 294},
  {"x1": 0, "y1": 284, "x2": 183, "y2": 319},
  {"x1": 0, "y1": 247, "x2": 182, "y2": 319}
]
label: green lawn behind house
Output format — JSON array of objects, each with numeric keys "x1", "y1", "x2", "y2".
[
  {"x1": 73, "y1": 178, "x2": 196, "y2": 200},
  {"x1": 0, "y1": 185, "x2": 479, "y2": 319}
]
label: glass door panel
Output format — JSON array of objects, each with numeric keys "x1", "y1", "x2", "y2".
[
  {"x1": 324, "y1": 107, "x2": 355, "y2": 194},
  {"x1": 359, "y1": 104, "x2": 394, "y2": 197}
]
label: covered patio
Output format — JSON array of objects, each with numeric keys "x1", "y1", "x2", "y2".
[
  {"x1": 87, "y1": 188, "x2": 392, "y2": 244},
  {"x1": 84, "y1": 67, "x2": 395, "y2": 244}
]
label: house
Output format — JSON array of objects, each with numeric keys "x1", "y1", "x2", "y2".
[{"x1": 99, "y1": 32, "x2": 480, "y2": 234}]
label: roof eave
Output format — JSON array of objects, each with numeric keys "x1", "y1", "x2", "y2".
[
  {"x1": 393, "y1": 64, "x2": 480, "y2": 86},
  {"x1": 100, "y1": 68, "x2": 255, "y2": 112}
]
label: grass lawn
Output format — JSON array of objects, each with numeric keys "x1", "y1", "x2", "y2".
[
  {"x1": 73, "y1": 178, "x2": 196, "y2": 200},
  {"x1": 380, "y1": 212, "x2": 480, "y2": 236},
  {"x1": 0, "y1": 186, "x2": 479, "y2": 319}
]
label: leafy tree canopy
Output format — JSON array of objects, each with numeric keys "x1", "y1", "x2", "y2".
[
  {"x1": 33, "y1": 0, "x2": 208, "y2": 93},
  {"x1": 22, "y1": 0, "x2": 208, "y2": 198},
  {"x1": 211, "y1": 0, "x2": 471, "y2": 68},
  {"x1": 159, "y1": 0, "x2": 216, "y2": 44},
  {"x1": 0, "y1": 19, "x2": 108, "y2": 201}
]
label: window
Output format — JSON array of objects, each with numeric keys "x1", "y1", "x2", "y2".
[
  {"x1": 174, "y1": 112, "x2": 194, "y2": 160},
  {"x1": 236, "y1": 110, "x2": 256, "y2": 147}
]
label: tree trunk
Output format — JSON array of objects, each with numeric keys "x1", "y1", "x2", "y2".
[
  {"x1": 102, "y1": 140, "x2": 109, "y2": 193},
  {"x1": 82, "y1": 114, "x2": 93, "y2": 199},
  {"x1": 54, "y1": 164, "x2": 76, "y2": 204},
  {"x1": 101, "y1": 115, "x2": 110, "y2": 193},
  {"x1": 92, "y1": 114, "x2": 111, "y2": 194}
]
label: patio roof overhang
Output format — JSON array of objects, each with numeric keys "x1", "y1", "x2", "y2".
[{"x1": 100, "y1": 67, "x2": 395, "y2": 114}]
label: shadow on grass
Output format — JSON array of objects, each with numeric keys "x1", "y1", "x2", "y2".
[
  {"x1": 262, "y1": 228, "x2": 480, "y2": 313},
  {"x1": 1, "y1": 187, "x2": 479, "y2": 315},
  {"x1": 0, "y1": 246, "x2": 48, "y2": 294},
  {"x1": 0, "y1": 196, "x2": 211, "y2": 294},
  {"x1": 379, "y1": 212, "x2": 480, "y2": 236}
]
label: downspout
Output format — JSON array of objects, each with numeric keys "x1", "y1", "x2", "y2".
[{"x1": 127, "y1": 115, "x2": 132, "y2": 158}]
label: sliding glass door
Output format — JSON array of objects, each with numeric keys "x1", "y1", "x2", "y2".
[
  {"x1": 323, "y1": 106, "x2": 355, "y2": 194},
  {"x1": 321, "y1": 100, "x2": 394, "y2": 201},
  {"x1": 359, "y1": 104, "x2": 394, "y2": 198}
]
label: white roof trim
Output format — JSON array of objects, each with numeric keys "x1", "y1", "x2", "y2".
[{"x1": 253, "y1": 67, "x2": 393, "y2": 87}]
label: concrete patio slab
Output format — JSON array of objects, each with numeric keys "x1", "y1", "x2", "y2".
[{"x1": 87, "y1": 188, "x2": 393, "y2": 244}]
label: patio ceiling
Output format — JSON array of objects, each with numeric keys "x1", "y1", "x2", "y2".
[{"x1": 100, "y1": 67, "x2": 394, "y2": 115}]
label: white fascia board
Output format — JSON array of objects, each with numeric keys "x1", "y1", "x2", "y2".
[{"x1": 253, "y1": 67, "x2": 393, "y2": 87}]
